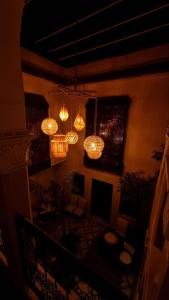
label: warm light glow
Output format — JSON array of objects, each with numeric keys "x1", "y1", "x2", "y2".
[
  {"x1": 66, "y1": 131, "x2": 78, "y2": 144},
  {"x1": 41, "y1": 118, "x2": 58, "y2": 135},
  {"x1": 87, "y1": 151, "x2": 102, "y2": 159},
  {"x1": 59, "y1": 104, "x2": 69, "y2": 121},
  {"x1": 51, "y1": 135, "x2": 68, "y2": 158},
  {"x1": 84, "y1": 135, "x2": 104, "y2": 159},
  {"x1": 73, "y1": 113, "x2": 85, "y2": 131}
]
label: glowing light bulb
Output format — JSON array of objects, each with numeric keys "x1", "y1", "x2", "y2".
[
  {"x1": 73, "y1": 113, "x2": 85, "y2": 131},
  {"x1": 59, "y1": 104, "x2": 69, "y2": 121}
]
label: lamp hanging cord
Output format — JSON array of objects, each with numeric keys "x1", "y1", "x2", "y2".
[
  {"x1": 94, "y1": 97, "x2": 97, "y2": 135},
  {"x1": 74, "y1": 64, "x2": 80, "y2": 115},
  {"x1": 70, "y1": 95, "x2": 73, "y2": 130}
]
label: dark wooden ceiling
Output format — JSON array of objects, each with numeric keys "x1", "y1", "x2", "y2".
[{"x1": 21, "y1": 0, "x2": 169, "y2": 68}]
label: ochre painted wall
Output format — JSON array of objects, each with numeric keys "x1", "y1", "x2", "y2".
[
  {"x1": 0, "y1": 1, "x2": 26, "y2": 131},
  {"x1": 0, "y1": 0, "x2": 32, "y2": 292},
  {"x1": 70, "y1": 73, "x2": 169, "y2": 223},
  {"x1": 23, "y1": 72, "x2": 169, "y2": 224}
]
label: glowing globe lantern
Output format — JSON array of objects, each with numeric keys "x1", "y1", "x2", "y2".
[
  {"x1": 83, "y1": 135, "x2": 104, "y2": 159},
  {"x1": 73, "y1": 113, "x2": 85, "y2": 131},
  {"x1": 41, "y1": 118, "x2": 58, "y2": 135},
  {"x1": 51, "y1": 135, "x2": 68, "y2": 158},
  {"x1": 66, "y1": 131, "x2": 78, "y2": 144},
  {"x1": 59, "y1": 104, "x2": 69, "y2": 121},
  {"x1": 87, "y1": 150, "x2": 102, "y2": 159}
]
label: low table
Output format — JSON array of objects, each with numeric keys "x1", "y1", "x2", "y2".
[
  {"x1": 39, "y1": 210, "x2": 59, "y2": 221},
  {"x1": 82, "y1": 230, "x2": 137, "y2": 299}
]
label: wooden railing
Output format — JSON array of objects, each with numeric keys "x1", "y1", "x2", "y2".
[
  {"x1": 16, "y1": 214, "x2": 129, "y2": 300},
  {"x1": 0, "y1": 228, "x2": 5, "y2": 254},
  {"x1": 0, "y1": 227, "x2": 8, "y2": 267}
]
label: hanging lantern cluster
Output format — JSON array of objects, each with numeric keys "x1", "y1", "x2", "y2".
[
  {"x1": 51, "y1": 135, "x2": 68, "y2": 158},
  {"x1": 66, "y1": 131, "x2": 78, "y2": 144},
  {"x1": 40, "y1": 88, "x2": 104, "y2": 161},
  {"x1": 41, "y1": 118, "x2": 58, "y2": 136},
  {"x1": 74, "y1": 113, "x2": 85, "y2": 131},
  {"x1": 59, "y1": 104, "x2": 69, "y2": 121}
]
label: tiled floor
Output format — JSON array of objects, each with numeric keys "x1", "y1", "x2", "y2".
[
  {"x1": 35, "y1": 213, "x2": 138, "y2": 298},
  {"x1": 35, "y1": 214, "x2": 108, "y2": 259}
]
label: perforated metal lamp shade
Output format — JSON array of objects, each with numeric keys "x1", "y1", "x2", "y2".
[
  {"x1": 59, "y1": 104, "x2": 69, "y2": 121},
  {"x1": 41, "y1": 118, "x2": 58, "y2": 135},
  {"x1": 84, "y1": 135, "x2": 104, "y2": 159},
  {"x1": 66, "y1": 131, "x2": 78, "y2": 144},
  {"x1": 51, "y1": 134, "x2": 68, "y2": 158},
  {"x1": 73, "y1": 113, "x2": 85, "y2": 131}
]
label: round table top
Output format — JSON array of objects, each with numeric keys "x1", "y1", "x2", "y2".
[{"x1": 103, "y1": 231, "x2": 119, "y2": 245}]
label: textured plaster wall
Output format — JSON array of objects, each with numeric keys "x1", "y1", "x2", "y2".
[
  {"x1": 0, "y1": 0, "x2": 32, "y2": 291},
  {"x1": 0, "y1": 1, "x2": 26, "y2": 131}
]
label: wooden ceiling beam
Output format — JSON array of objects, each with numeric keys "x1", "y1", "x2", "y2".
[
  {"x1": 21, "y1": 44, "x2": 169, "y2": 84},
  {"x1": 58, "y1": 23, "x2": 169, "y2": 62},
  {"x1": 33, "y1": 0, "x2": 124, "y2": 44},
  {"x1": 48, "y1": 3, "x2": 169, "y2": 54}
]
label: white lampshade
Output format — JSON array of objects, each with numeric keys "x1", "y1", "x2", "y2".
[{"x1": 41, "y1": 118, "x2": 58, "y2": 135}]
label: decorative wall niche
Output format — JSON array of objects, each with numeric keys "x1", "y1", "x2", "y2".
[
  {"x1": 25, "y1": 93, "x2": 51, "y2": 175},
  {"x1": 84, "y1": 96, "x2": 130, "y2": 174}
]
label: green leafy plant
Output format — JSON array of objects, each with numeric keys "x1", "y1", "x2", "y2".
[
  {"x1": 152, "y1": 144, "x2": 164, "y2": 161},
  {"x1": 119, "y1": 144, "x2": 164, "y2": 228},
  {"x1": 119, "y1": 172, "x2": 156, "y2": 227}
]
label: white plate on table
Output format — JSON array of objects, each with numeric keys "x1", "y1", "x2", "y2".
[
  {"x1": 119, "y1": 250, "x2": 133, "y2": 265},
  {"x1": 103, "y1": 232, "x2": 119, "y2": 245}
]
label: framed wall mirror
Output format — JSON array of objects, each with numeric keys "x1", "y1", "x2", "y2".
[{"x1": 84, "y1": 96, "x2": 130, "y2": 174}]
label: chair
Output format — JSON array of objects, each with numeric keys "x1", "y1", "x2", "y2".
[
  {"x1": 73, "y1": 195, "x2": 86, "y2": 218},
  {"x1": 116, "y1": 214, "x2": 136, "y2": 238},
  {"x1": 65, "y1": 193, "x2": 78, "y2": 214},
  {"x1": 65, "y1": 193, "x2": 85, "y2": 218}
]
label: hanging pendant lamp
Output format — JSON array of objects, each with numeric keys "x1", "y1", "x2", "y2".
[
  {"x1": 66, "y1": 130, "x2": 78, "y2": 144},
  {"x1": 51, "y1": 134, "x2": 68, "y2": 158},
  {"x1": 84, "y1": 135, "x2": 104, "y2": 159},
  {"x1": 83, "y1": 98, "x2": 104, "y2": 159},
  {"x1": 74, "y1": 113, "x2": 85, "y2": 131},
  {"x1": 59, "y1": 104, "x2": 69, "y2": 121},
  {"x1": 65, "y1": 93, "x2": 78, "y2": 145},
  {"x1": 41, "y1": 118, "x2": 58, "y2": 135}
]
